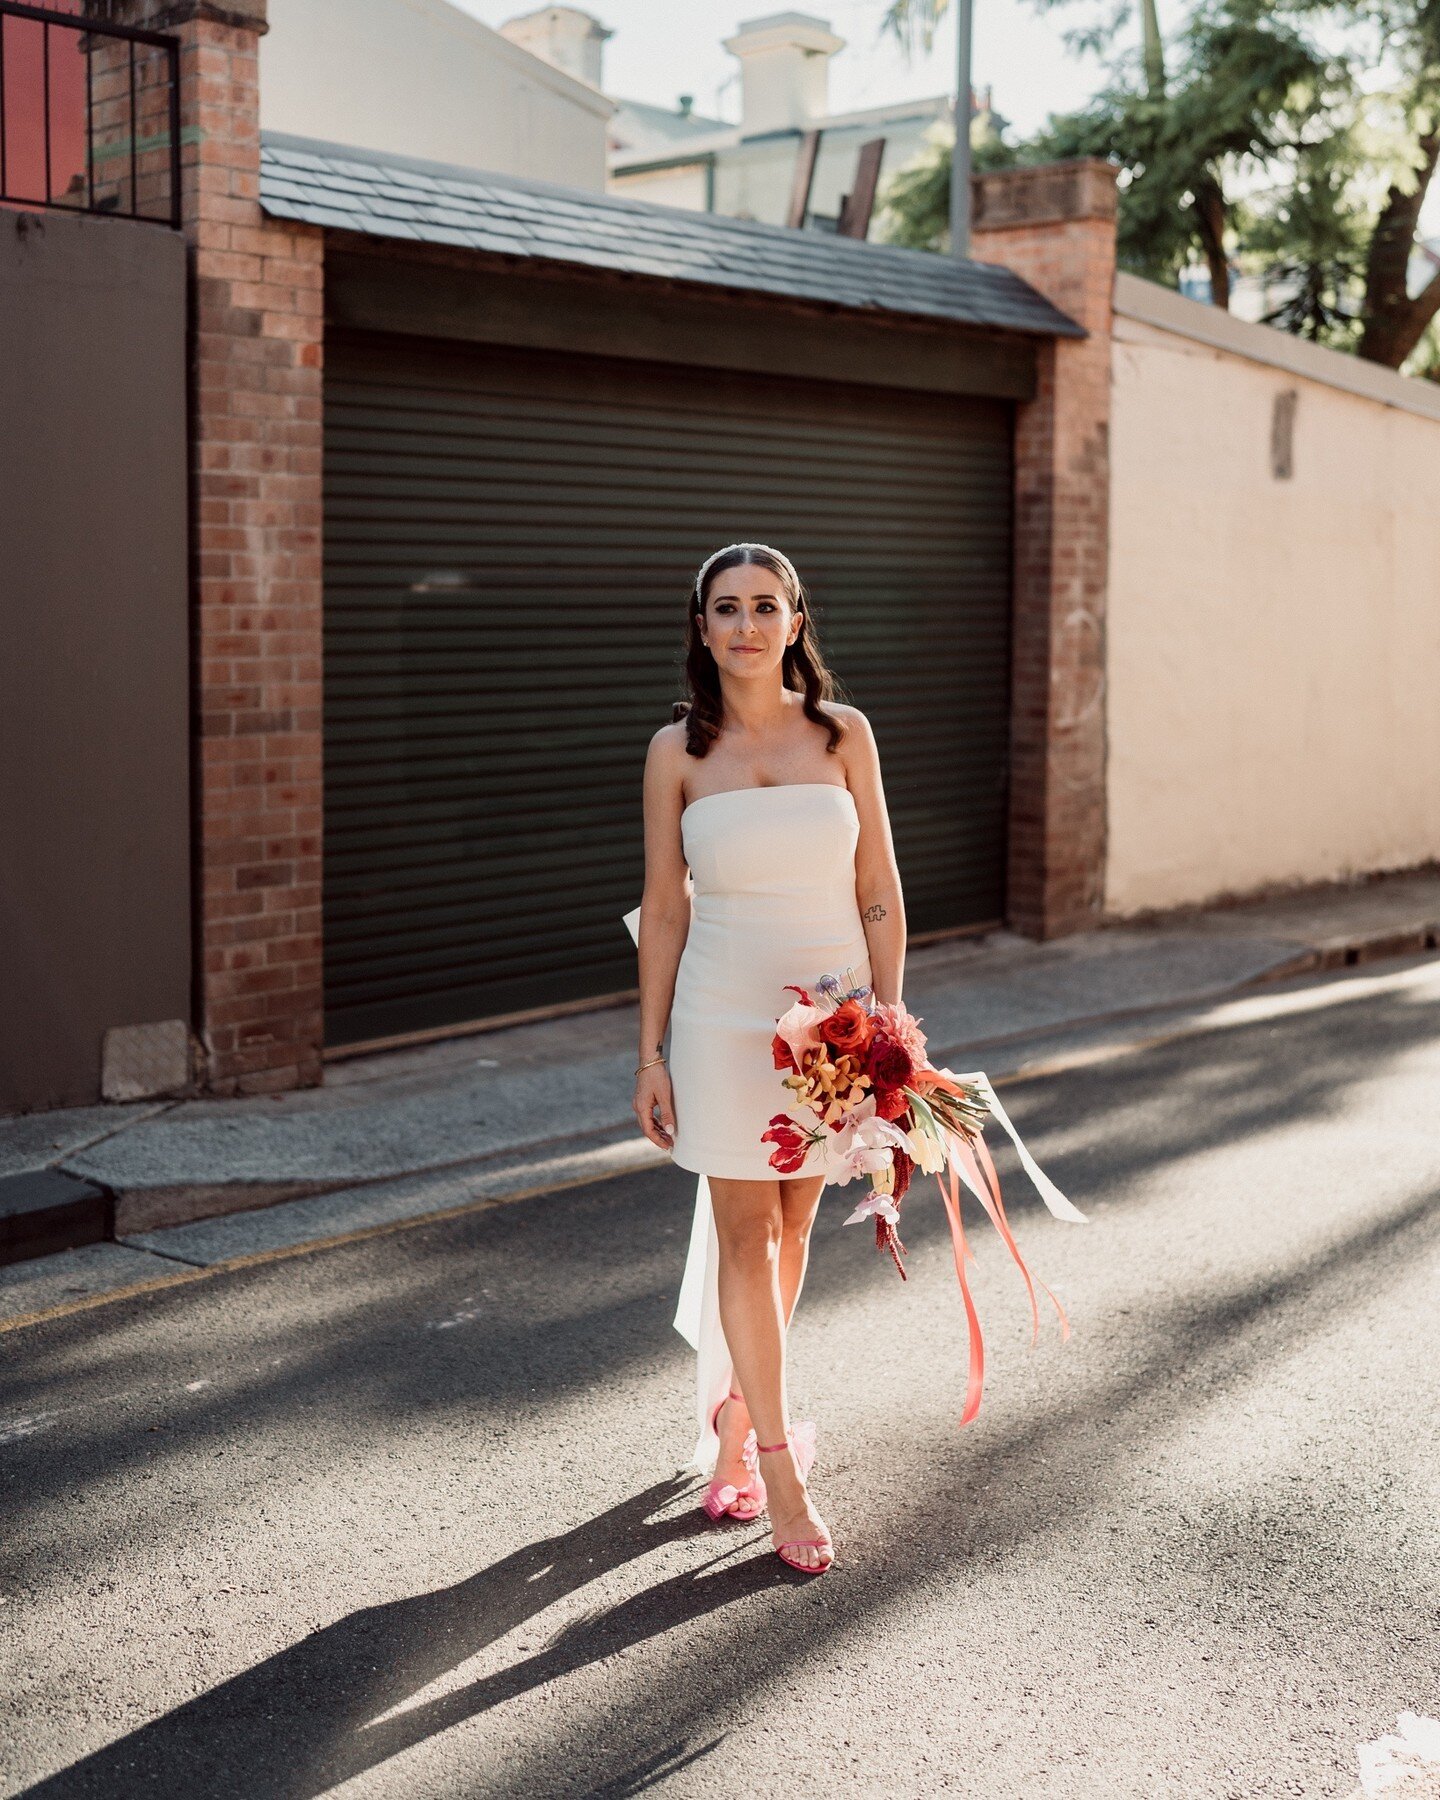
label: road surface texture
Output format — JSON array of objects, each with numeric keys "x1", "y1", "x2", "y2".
[{"x1": 4, "y1": 954, "x2": 1439, "y2": 1800}]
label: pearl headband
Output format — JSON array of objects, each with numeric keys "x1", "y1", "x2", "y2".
[{"x1": 692, "y1": 541, "x2": 802, "y2": 605}]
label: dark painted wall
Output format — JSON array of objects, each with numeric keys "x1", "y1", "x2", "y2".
[{"x1": 0, "y1": 207, "x2": 190, "y2": 1114}]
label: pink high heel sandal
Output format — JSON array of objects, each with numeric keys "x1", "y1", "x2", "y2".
[
  {"x1": 699, "y1": 1391, "x2": 765, "y2": 1522},
  {"x1": 755, "y1": 1426, "x2": 832, "y2": 1575}
]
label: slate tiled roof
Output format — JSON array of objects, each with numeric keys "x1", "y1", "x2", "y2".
[{"x1": 260, "y1": 132, "x2": 1084, "y2": 340}]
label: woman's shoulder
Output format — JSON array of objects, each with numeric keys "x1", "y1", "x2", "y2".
[
  {"x1": 817, "y1": 699, "x2": 875, "y2": 743},
  {"x1": 646, "y1": 718, "x2": 691, "y2": 778},
  {"x1": 648, "y1": 717, "x2": 689, "y2": 756},
  {"x1": 816, "y1": 703, "x2": 880, "y2": 790}
]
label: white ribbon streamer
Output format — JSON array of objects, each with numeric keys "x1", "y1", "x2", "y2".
[{"x1": 937, "y1": 1069, "x2": 1090, "y2": 1225}]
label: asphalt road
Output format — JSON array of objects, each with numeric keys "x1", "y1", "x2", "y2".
[{"x1": 4, "y1": 954, "x2": 1440, "y2": 1800}]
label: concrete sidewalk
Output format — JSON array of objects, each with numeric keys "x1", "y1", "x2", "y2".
[{"x1": 2, "y1": 864, "x2": 1436, "y2": 1329}]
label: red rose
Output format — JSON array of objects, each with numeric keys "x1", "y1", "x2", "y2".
[
  {"x1": 864, "y1": 1030, "x2": 915, "y2": 1093},
  {"x1": 818, "y1": 998, "x2": 874, "y2": 1057},
  {"x1": 762, "y1": 1113, "x2": 811, "y2": 1174},
  {"x1": 771, "y1": 1032, "x2": 799, "y2": 1073}
]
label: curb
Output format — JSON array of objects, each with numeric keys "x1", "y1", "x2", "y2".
[
  {"x1": 4, "y1": 928, "x2": 1437, "y2": 1336},
  {"x1": 1236, "y1": 924, "x2": 1439, "y2": 986}
]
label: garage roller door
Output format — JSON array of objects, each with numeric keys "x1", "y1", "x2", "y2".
[{"x1": 323, "y1": 330, "x2": 1014, "y2": 1048}]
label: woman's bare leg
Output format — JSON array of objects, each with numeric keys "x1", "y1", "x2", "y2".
[
  {"x1": 711, "y1": 1172, "x2": 825, "y2": 1455},
  {"x1": 709, "y1": 1172, "x2": 831, "y2": 1570},
  {"x1": 778, "y1": 1173, "x2": 826, "y2": 1324},
  {"x1": 708, "y1": 1174, "x2": 787, "y2": 1459}
]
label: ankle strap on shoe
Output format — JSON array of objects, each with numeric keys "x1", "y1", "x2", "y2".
[{"x1": 754, "y1": 1438, "x2": 790, "y2": 1454}]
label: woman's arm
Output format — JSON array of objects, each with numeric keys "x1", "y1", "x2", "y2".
[
  {"x1": 839, "y1": 706, "x2": 907, "y2": 1007},
  {"x1": 636, "y1": 725, "x2": 692, "y2": 1065}
]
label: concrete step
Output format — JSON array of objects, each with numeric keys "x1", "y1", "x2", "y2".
[{"x1": 0, "y1": 1168, "x2": 113, "y2": 1267}]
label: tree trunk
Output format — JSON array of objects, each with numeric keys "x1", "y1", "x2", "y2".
[
  {"x1": 1193, "y1": 172, "x2": 1230, "y2": 310},
  {"x1": 1358, "y1": 128, "x2": 1440, "y2": 368}
]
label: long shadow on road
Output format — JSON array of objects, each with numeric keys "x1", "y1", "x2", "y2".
[{"x1": 15, "y1": 1477, "x2": 785, "y2": 1798}]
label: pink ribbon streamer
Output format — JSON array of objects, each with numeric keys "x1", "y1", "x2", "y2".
[{"x1": 934, "y1": 1124, "x2": 1074, "y2": 1426}]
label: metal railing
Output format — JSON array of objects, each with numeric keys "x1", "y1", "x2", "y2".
[{"x1": 0, "y1": 1, "x2": 179, "y2": 226}]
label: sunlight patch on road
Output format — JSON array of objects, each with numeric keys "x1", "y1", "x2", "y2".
[
  {"x1": 1351, "y1": 1710, "x2": 1440, "y2": 1797},
  {"x1": 0, "y1": 1410, "x2": 59, "y2": 1446},
  {"x1": 1008, "y1": 957, "x2": 1440, "y2": 1084}
]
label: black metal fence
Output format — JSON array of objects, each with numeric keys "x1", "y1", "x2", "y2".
[{"x1": 0, "y1": 1, "x2": 179, "y2": 226}]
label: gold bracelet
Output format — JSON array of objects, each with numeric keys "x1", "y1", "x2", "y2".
[{"x1": 635, "y1": 1053, "x2": 666, "y2": 1077}]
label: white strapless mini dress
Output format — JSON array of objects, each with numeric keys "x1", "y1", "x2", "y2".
[{"x1": 624, "y1": 782, "x2": 872, "y2": 1474}]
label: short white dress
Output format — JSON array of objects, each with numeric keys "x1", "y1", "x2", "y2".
[{"x1": 624, "y1": 781, "x2": 871, "y2": 1474}]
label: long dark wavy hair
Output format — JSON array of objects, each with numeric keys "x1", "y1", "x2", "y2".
[{"x1": 673, "y1": 543, "x2": 846, "y2": 758}]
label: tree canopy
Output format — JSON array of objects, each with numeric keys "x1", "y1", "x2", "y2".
[{"x1": 876, "y1": 0, "x2": 1440, "y2": 371}]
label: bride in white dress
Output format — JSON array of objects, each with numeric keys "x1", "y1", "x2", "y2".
[{"x1": 627, "y1": 542, "x2": 904, "y2": 1577}]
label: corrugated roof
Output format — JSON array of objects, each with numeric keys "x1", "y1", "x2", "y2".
[{"x1": 260, "y1": 132, "x2": 1084, "y2": 340}]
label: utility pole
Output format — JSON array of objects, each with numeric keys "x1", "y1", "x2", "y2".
[
  {"x1": 951, "y1": 0, "x2": 974, "y2": 257},
  {"x1": 1140, "y1": 0, "x2": 1165, "y2": 97}
]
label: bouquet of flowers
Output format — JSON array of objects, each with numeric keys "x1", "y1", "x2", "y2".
[{"x1": 762, "y1": 968, "x2": 1089, "y2": 1423}]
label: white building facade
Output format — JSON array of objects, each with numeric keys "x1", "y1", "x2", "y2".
[
  {"x1": 604, "y1": 12, "x2": 952, "y2": 232},
  {"x1": 260, "y1": 0, "x2": 614, "y2": 191},
  {"x1": 438, "y1": 7, "x2": 952, "y2": 234}
]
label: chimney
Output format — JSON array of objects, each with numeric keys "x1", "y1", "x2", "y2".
[
  {"x1": 499, "y1": 6, "x2": 613, "y2": 89},
  {"x1": 722, "y1": 12, "x2": 845, "y2": 136}
]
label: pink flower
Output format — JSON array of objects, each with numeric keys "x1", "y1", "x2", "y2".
[
  {"x1": 827, "y1": 1106, "x2": 913, "y2": 1187},
  {"x1": 773, "y1": 996, "x2": 829, "y2": 1071},
  {"x1": 870, "y1": 1000, "x2": 929, "y2": 1069},
  {"x1": 843, "y1": 1189, "x2": 900, "y2": 1227}
]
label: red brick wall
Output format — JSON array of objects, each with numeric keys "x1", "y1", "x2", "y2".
[
  {"x1": 133, "y1": 1, "x2": 325, "y2": 1092},
  {"x1": 974, "y1": 160, "x2": 1117, "y2": 938}
]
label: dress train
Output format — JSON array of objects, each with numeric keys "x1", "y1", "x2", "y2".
[{"x1": 625, "y1": 900, "x2": 731, "y2": 1474}]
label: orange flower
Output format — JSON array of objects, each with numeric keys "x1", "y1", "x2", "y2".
[
  {"x1": 783, "y1": 1045, "x2": 870, "y2": 1125},
  {"x1": 818, "y1": 998, "x2": 874, "y2": 1058}
]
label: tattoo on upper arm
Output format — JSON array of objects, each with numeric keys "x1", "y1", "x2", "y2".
[{"x1": 862, "y1": 903, "x2": 886, "y2": 922}]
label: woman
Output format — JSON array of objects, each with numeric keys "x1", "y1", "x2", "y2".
[{"x1": 630, "y1": 542, "x2": 906, "y2": 1578}]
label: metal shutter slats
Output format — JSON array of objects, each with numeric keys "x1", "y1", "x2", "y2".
[{"x1": 323, "y1": 331, "x2": 1013, "y2": 1047}]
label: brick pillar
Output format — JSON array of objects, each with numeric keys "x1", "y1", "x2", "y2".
[
  {"x1": 126, "y1": 1, "x2": 325, "y2": 1093},
  {"x1": 973, "y1": 158, "x2": 1117, "y2": 939}
]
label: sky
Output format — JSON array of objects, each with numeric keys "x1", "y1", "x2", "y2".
[{"x1": 455, "y1": 0, "x2": 1193, "y2": 134}]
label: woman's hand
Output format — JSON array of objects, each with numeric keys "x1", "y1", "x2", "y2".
[{"x1": 634, "y1": 1062, "x2": 676, "y2": 1152}]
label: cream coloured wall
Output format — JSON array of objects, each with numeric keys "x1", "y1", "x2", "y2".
[
  {"x1": 260, "y1": 0, "x2": 613, "y2": 191},
  {"x1": 1106, "y1": 275, "x2": 1440, "y2": 914},
  {"x1": 607, "y1": 161, "x2": 711, "y2": 212}
]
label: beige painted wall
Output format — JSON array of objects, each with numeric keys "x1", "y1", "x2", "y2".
[
  {"x1": 261, "y1": 0, "x2": 612, "y2": 190},
  {"x1": 1106, "y1": 276, "x2": 1440, "y2": 914},
  {"x1": 608, "y1": 161, "x2": 711, "y2": 212}
]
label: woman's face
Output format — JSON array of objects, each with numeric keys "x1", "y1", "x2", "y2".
[{"x1": 700, "y1": 562, "x2": 800, "y2": 675}]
